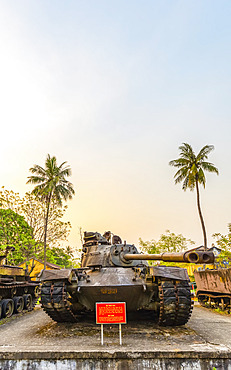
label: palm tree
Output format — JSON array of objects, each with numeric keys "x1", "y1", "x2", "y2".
[
  {"x1": 169, "y1": 143, "x2": 218, "y2": 250},
  {"x1": 27, "y1": 154, "x2": 75, "y2": 269}
]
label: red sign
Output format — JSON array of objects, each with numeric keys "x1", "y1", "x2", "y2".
[{"x1": 96, "y1": 302, "x2": 126, "y2": 324}]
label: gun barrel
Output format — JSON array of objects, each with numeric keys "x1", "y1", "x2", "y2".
[{"x1": 123, "y1": 251, "x2": 214, "y2": 264}]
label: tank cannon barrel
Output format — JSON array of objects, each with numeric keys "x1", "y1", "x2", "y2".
[{"x1": 123, "y1": 250, "x2": 214, "y2": 264}]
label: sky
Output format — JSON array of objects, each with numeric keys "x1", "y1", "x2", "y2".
[{"x1": 0, "y1": 0, "x2": 231, "y2": 252}]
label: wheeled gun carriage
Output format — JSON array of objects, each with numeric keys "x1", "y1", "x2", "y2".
[
  {"x1": 41, "y1": 231, "x2": 214, "y2": 326},
  {"x1": 0, "y1": 248, "x2": 39, "y2": 318}
]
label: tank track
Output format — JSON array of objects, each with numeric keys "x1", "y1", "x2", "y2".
[
  {"x1": 197, "y1": 293, "x2": 231, "y2": 313},
  {"x1": 158, "y1": 279, "x2": 193, "y2": 326},
  {"x1": 31, "y1": 294, "x2": 39, "y2": 311},
  {"x1": 41, "y1": 281, "x2": 85, "y2": 323},
  {"x1": 41, "y1": 279, "x2": 193, "y2": 326}
]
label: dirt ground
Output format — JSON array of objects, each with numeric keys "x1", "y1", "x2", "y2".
[{"x1": 0, "y1": 302, "x2": 230, "y2": 353}]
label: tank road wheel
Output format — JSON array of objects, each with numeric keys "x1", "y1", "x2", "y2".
[
  {"x1": 23, "y1": 294, "x2": 33, "y2": 311},
  {"x1": 198, "y1": 295, "x2": 207, "y2": 307},
  {"x1": 214, "y1": 299, "x2": 219, "y2": 309},
  {"x1": 2, "y1": 299, "x2": 14, "y2": 318},
  {"x1": 13, "y1": 296, "x2": 24, "y2": 314},
  {"x1": 34, "y1": 285, "x2": 41, "y2": 298}
]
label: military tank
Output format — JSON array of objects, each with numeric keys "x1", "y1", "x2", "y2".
[
  {"x1": 41, "y1": 231, "x2": 214, "y2": 326},
  {"x1": 194, "y1": 268, "x2": 231, "y2": 313},
  {"x1": 0, "y1": 248, "x2": 39, "y2": 318}
]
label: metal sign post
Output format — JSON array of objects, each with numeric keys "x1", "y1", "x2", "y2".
[
  {"x1": 101, "y1": 324, "x2": 104, "y2": 345},
  {"x1": 119, "y1": 323, "x2": 122, "y2": 345},
  {"x1": 96, "y1": 302, "x2": 126, "y2": 346}
]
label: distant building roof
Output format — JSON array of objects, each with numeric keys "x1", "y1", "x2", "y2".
[
  {"x1": 18, "y1": 257, "x2": 61, "y2": 270},
  {"x1": 186, "y1": 245, "x2": 221, "y2": 254}
]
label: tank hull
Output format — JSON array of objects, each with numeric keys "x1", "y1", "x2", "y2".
[
  {"x1": 0, "y1": 265, "x2": 39, "y2": 318},
  {"x1": 41, "y1": 265, "x2": 193, "y2": 326},
  {"x1": 194, "y1": 268, "x2": 231, "y2": 312},
  {"x1": 76, "y1": 267, "x2": 152, "y2": 311}
]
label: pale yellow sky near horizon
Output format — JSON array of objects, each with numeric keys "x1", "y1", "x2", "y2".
[{"x1": 1, "y1": 1, "x2": 231, "y2": 253}]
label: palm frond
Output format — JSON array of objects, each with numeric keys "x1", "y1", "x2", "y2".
[
  {"x1": 28, "y1": 155, "x2": 75, "y2": 208},
  {"x1": 28, "y1": 165, "x2": 46, "y2": 177},
  {"x1": 182, "y1": 177, "x2": 190, "y2": 191},
  {"x1": 59, "y1": 167, "x2": 72, "y2": 177},
  {"x1": 179, "y1": 143, "x2": 194, "y2": 155},
  {"x1": 197, "y1": 168, "x2": 206, "y2": 188},
  {"x1": 197, "y1": 145, "x2": 214, "y2": 161},
  {"x1": 169, "y1": 158, "x2": 190, "y2": 167},
  {"x1": 59, "y1": 161, "x2": 68, "y2": 170},
  {"x1": 27, "y1": 175, "x2": 46, "y2": 185},
  {"x1": 169, "y1": 143, "x2": 218, "y2": 191},
  {"x1": 174, "y1": 167, "x2": 190, "y2": 184},
  {"x1": 201, "y1": 161, "x2": 219, "y2": 174},
  {"x1": 179, "y1": 143, "x2": 195, "y2": 160},
  {"x1": 45, "y1": 155, "x2": 57, "y2": 175}
]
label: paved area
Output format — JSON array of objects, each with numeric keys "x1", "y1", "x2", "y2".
[
  {"x1": 0, "y1": 304, "x2": 229, "y2": 369},
  {"x1": 189, "y1": 303, "x2": 231, "y2": 348},
  {"x1": 0, "y1": 303, "x2": 229, "y2": 354}
]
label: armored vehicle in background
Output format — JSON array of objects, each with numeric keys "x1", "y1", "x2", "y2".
[
  {"x1": 194, "y1": 268, "x2": 231, "y2": 313},
  {"x1": 41, "y1": 231, "x2": 214, "y2": 326},
  {"x1": 0, "y1": 249, "x2": 39, "y2": 318}
]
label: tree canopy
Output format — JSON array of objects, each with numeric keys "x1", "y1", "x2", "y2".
[
  {"x1": 45, "y1": 246, "x2": 76, "y2": 268},
  {"x1": 169, "y1": 143, "x2": 218, "y2": 249},
  {"x1": 139, "y1": 230, "x2": 195, "y2": 266},
  {"x1": 27, "y1": 154, "x2": 75, "y2": 269},
  {"x1": 0, "y1": 187, "x2": 71, "y2": 249},
  {"x1": 213, "y1": 224, "x2": 231, "y2": 268},
  {"x1": 0, "y1": 208, "x2": 36, "y2": 265},
  {"x1": 169, "y1": 143, "x2": 218, "y2": 190},
  {"x1": 0, "y1": 187, "x2": 76, "y2": 267}
]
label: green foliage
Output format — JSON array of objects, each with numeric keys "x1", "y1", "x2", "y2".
[
  {"x1": 27, "y1": 154, "x2": 75, "y2": 206},
  {"x1": 169, "y1": 143, "x2": 219, "y2": 250},
  {"x1": 213, "y1": 225, "x2": 231, "y2": 267},
  {"x1": 169, "y1": 143, "x2": 218, "y2": 191},
  {"x1": 140, "y1": 230, "x2": 195, "y2": 254},
  {"x1": 139, "y1": 230, "x2": 195, "y2": 266},
  {"x1": 0, "y1": 188, "x2": 72, "y2": 248},
  {"x1": 27, "y1": 154, "x2": 75, "y2": 268},
  {"x1": 0, "y1": 208, "x2": 39, "y2": 265},
  {"x1": 39, "y1": 246, "x2": 76, "y2": 268},
  {"x1": 0, "y1": 187, "x2": 75, "y2": 266}
]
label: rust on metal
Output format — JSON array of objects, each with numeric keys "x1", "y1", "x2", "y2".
[
  {"x1": 195, "y1": 268, "x2": 231, "y2": 295},
  {"x1": 194, "y1": 268, "x2": 231, "y2": 313},
  {"x1": 123, "y1": 251, "x2": 214, "y2": 264}
]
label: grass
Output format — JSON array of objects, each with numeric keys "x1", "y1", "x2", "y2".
[{"x1": 201, "y1": 303, "x2": 230, "y2": 316}]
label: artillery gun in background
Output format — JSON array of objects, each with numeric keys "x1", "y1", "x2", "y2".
[
  {"x1": 0, "y1": 246, "x2": 39, "y2": 319},
  {"x1": 41, "y1": 231, "x2": 214, "y2": 326}
]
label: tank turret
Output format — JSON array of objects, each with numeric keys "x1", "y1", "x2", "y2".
[
  {"x1": 41, "y1": 231, "x2": 214, "y2": 327},
  {"x1": 81, "y1": 231, "x2": 214, "y2": 267}
]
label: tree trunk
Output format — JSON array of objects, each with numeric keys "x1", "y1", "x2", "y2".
[
  {"x1": 43, "y1": 195, "x2": 51, "y2": 270},
  {"x1": 195, "y1": 180, "x2": 207, "y2": 250}
]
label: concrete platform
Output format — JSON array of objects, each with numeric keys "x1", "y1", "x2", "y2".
[{"x1": 0, "y1": 303, "x2": 230, "y2": 369}]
